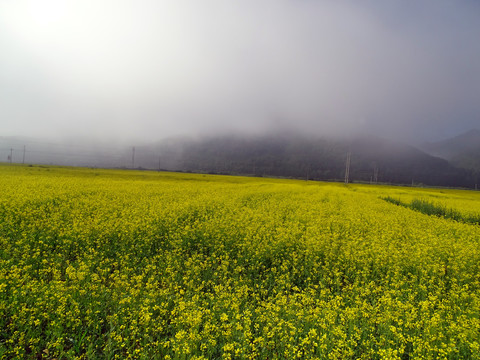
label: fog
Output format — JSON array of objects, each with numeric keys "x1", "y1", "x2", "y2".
[{"x1": 1, "y1": 0, "x2": 479, "y2": 143}]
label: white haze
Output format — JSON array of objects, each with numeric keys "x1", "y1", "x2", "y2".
[{"x1": 1, "y1": 0, "x2": 479, "y2": 143}]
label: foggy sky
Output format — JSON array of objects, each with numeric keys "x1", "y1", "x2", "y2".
[{"x1": 1, "y1": 1, "x2": 479, "y2": 143}]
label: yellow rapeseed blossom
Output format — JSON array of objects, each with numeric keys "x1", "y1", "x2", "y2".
[{"x1": 1, "y1": 164, "x2": 480, "y2": 359}]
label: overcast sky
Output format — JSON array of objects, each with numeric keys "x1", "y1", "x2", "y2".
[{"x1": 1, "y1": 0, "x2": 479, "y2": 143}]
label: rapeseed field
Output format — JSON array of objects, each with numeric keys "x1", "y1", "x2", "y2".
[{"x1": 1, "y1": 164, "x2": 480, "y2": 359}]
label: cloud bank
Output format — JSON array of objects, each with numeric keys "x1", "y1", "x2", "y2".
[{"x1": 1, "y1": 0, "x2": 479, "y2": 142}]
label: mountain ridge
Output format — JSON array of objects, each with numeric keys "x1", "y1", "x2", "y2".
[
  {"x1": 1, "y1": 133, "x2": 477, "y2": 188},
  {"x1": 420, "y1": 129, "x2": 480, "y2": 175}
]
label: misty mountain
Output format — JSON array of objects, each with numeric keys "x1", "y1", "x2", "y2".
[
  {"x1": 1, "y1": 134, "x2": 476, "y2": 189},
  {"x1": 174, "y1": 134, "x2": 474, "y2": 188},
  {"x1": 421, "y1": 129, "x2": 480, "y2": 174}
]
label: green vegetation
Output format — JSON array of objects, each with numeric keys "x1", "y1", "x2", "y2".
[{"x1": 382, "y1": 196, "x2": 480, "y2": 225}]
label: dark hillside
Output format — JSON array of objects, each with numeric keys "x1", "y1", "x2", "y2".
[
  {"x1": 421, "y1": 130, "x2": 480, "y2": 172},
  {"x1": 177, "y1": 134, "x2": 475, "y2": 188}
]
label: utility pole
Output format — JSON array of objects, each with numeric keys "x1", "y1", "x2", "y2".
[
  {"x1": 131, "y1": 147, "x2": 135, "y2": 169},
  {"x1": 23, "y1": 145, "x2": 26, "y2": 164},
  {"x1": 373, "y1": 164, "x2": 378, "y2": 184},
  {"x1": 344, "y1": 151, "x2": 351, "y2": 184},
  {"x1": 158, "y1": 156, "x2": 161, "y2": 172},
  {"x1": 9, "y1": 148, "x2": 13, "y2": 164}
]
